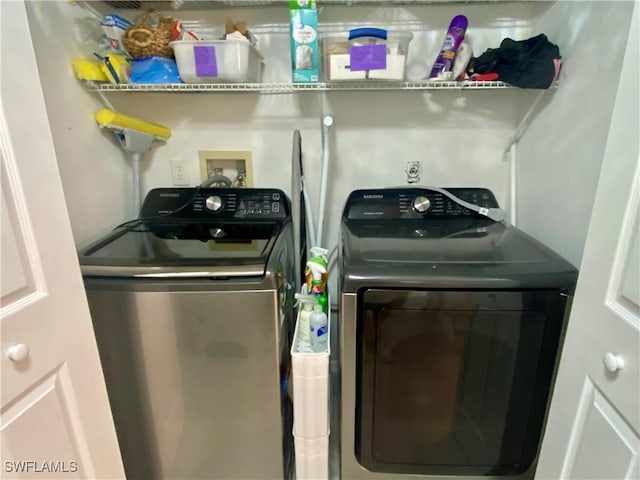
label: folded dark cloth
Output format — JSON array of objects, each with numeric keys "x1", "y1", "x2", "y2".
[{"x1": 467, "y1": 34, "x2": 561, "y2": 89}]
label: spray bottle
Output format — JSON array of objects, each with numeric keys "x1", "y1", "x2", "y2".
[
  {"x1": 309, "y1": 304, "x2": 328, "y2": 352},
  {"x1": 305, "y1": 247, "x2": 329, "y2": 314},
  {"x1": 294, "y1": 293, "x2": 319, "y2": 342}
]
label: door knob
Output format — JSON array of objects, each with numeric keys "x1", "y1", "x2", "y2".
[
  {"x1": 7, "y1": 343, "x2": 29, "y2": 362},
  {"x1": 603, "y1": 352, "x2": 624, "y2": 372}
]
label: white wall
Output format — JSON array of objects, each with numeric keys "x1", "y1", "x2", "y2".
[
  {"x1": 25, "y1": 1, "x2": 130, "y2": 246},
  {"x1": 27, "y1": 0, "x2": 543, "y2": 256},
  {"x1": 517, "y1": 0, "x2": 635, "y2": 268}
]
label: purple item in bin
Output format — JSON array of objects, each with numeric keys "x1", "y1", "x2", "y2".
[
  {"x1": 429, "y1": 14, "x2": 468, "y2": 80},
  {"x1": 350, "y1": 44, "x2": 387, "y2": 71},
  {"x1": 194, "y1": 45, "x2": 218, "y2": 77},
  {"x1": 347, "y1": 28, "x2": 389, "y2": 72}
]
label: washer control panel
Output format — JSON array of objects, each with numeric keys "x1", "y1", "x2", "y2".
[
  {"x1": 344, "y1": 187, "x2": 500, "y2": 220},
  {"x1": 140, "y1": 188, "x2": 290, "y2": 220}
]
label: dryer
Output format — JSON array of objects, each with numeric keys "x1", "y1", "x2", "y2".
[
  {"x1": 339, "y1": 187, "x2": 578, "y2": 480},
  {"x1": 79, "y1": 187, "x2": 296, "y2": 480}
]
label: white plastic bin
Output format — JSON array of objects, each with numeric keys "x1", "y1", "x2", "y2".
[
  {"x1": 291, "y1": 295, "x2": 330, "y2": 438},
  {"x1": 293, "y1": 434, "x2": 329, "y2": 480},
  {"x1": 321, "y1": 28, "x2": 413, "y2": 81},
  {"x1": 170, "y1": 40, "x2": 264, "y2": 83},
  {"x1": 291, "y1": 288, "x2": 330, "y2": 480}
]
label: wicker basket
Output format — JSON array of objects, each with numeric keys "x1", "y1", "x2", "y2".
[{"x1": 122, "y1": 10, "x2": 175, "y2": 59}]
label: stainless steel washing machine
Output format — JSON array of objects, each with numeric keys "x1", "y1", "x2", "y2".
[
  {"x1": 79, "y1": 187, "x2": 296, "y2": 480},
  {"x1": 339, "y1": 187, "x2": 578, "y2": 480}
]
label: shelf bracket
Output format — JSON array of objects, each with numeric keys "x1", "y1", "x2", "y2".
[
  {"x1": 503, "y1": 88, "x2": 554, "y2": 227},
  {"x1": 96, "y1": 90, "x2": 116, "y2": 111},
  {"x1": 504, "y1": 89, "x2": 549, "y2": 153}
]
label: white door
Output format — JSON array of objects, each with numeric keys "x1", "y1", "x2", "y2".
[
  {"x1": 0, "y1": 2, "x2": 125, "y2": 479},
  {"x1": 535, "y1": 2, "x2": 639, "y2": 479}
]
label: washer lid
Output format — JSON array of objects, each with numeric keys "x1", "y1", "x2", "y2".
[{"x1": 79, "y1": 221, "x2": 282, "y2": 278}]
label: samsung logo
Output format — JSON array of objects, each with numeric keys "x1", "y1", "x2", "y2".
[
  {"x1": 363, "y1": 194, "x2": 383, "y2": 199},
  {"x1": 159, "y1": 193, "x2": 180, "y2": 197}
]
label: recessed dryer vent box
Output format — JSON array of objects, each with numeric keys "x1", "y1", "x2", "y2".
[{"x1": 198, "y1": 150, "x2": 253, "y2": 188}]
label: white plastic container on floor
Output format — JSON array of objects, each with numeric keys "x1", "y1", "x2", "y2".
[
  {"x1": 291, "y1": 287, "x2": 330, "y2": 480},
  {"x1": 293, "y1": 434, "x2": 329, "y2": 480},
  {"x1": 170, "y1": 40, "x2": 264, "y2": 83}
]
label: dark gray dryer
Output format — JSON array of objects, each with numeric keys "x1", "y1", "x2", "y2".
[
  {"x1": 79, "y1": 187, "x2": 296, "y2": 480},
  {"x1": 339, "y1": 187, "x2": 578, "y2": 480}
]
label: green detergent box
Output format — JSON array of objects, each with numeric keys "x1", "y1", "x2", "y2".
[{"x1": 289, "y1": 1, "x2": 319, "y2": 83}]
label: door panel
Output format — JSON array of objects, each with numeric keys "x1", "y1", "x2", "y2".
[
  {"x1": 563, "y1": 380, "x2": 638, "y2": 480},
  {"x1": 0, "y1": 2, "x2": 124, "y2": 478},
  {"x1": 0, "y1": 191, "x2": 33, "y2": 301},
  {"x1": 2, "y1": 366, "x2": 92, "y2": 479},
  {"x1": 536, "y1": 2, "x2": 640, "y2": 478},
  {"x1": 616, "y1": 213, "x2": 639, "y2": 310}
]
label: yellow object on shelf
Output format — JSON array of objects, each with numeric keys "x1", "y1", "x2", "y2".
[
  {"x1": 73, "y1": 53, "x2": 130, "y2": 84},
  {"x1": 72, "y1": 59, "x2": 108, "y2": 82},
  {"x1": 99, "y1": 53, "x2": 129, "y2": 83},
  {"x1": 95, "y1": 109, "x2": 171, "y2": 140}
]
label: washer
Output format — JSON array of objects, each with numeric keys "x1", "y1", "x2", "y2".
[
  {"x1": 79, "y1": 187, "x2": 296, "y2": 480},
  {"x1": 339, "y1": 187, "x2": 578, "y2": 480}
]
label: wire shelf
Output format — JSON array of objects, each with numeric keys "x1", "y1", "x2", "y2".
[
  {"x1": 85, "y1": 80, "x2": 519, "y2": 93},
  {"x1": 102, "y1": 0, "x2": 526, "y2": 9}
]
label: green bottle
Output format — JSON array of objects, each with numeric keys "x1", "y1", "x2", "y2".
[{"x1": 305, "y1": 247, "x2": 329, "y2": 314}]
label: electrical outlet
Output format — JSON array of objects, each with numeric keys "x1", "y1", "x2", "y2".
[
  {"x1": 406, "y1": 161, "x2": 421, "y2": 184},
  {"x1": 170, "y1": 158, "x2": 190, "y2": 186},
  {"x1": 198, "y1": 151, "x2": 253, "y2": 188}
]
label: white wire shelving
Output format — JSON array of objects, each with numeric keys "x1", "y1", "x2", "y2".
[
  {"x1": 85, "y1": 80, "x2": 519, "y2": 93},
  {"x1": 103, "y1": 0, "x2": 528, "y2": 9}
]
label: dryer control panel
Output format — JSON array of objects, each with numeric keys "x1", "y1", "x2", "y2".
[
  {"x1": 140, "y1": 187, "x2": 291, "y2": 221},
  {"x1": 343, "y1": 187, "x2": 500, "y2": 220}
]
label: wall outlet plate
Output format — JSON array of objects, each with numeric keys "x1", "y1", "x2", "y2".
[
  {"x1": 198, "y1": 150, "x2": 253, "y2": 188},
  {"x1": 170, "y1": 158, "x2": 190, "y2": 186},
  {"x1": 406, "y1": 161, "x2": 421, "y2": 184}
]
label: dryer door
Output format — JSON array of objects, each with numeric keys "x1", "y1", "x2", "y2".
[{"x1": 356, "y1": 289, "x2": 568, "y2": 476}]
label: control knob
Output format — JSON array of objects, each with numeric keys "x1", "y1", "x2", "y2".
[
  {"x1": 412, "y1": 195, "x2": 431, "y2": 213},
  {"x1": 205, "y1": 195, "x2": 223, "y2": 212}
]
